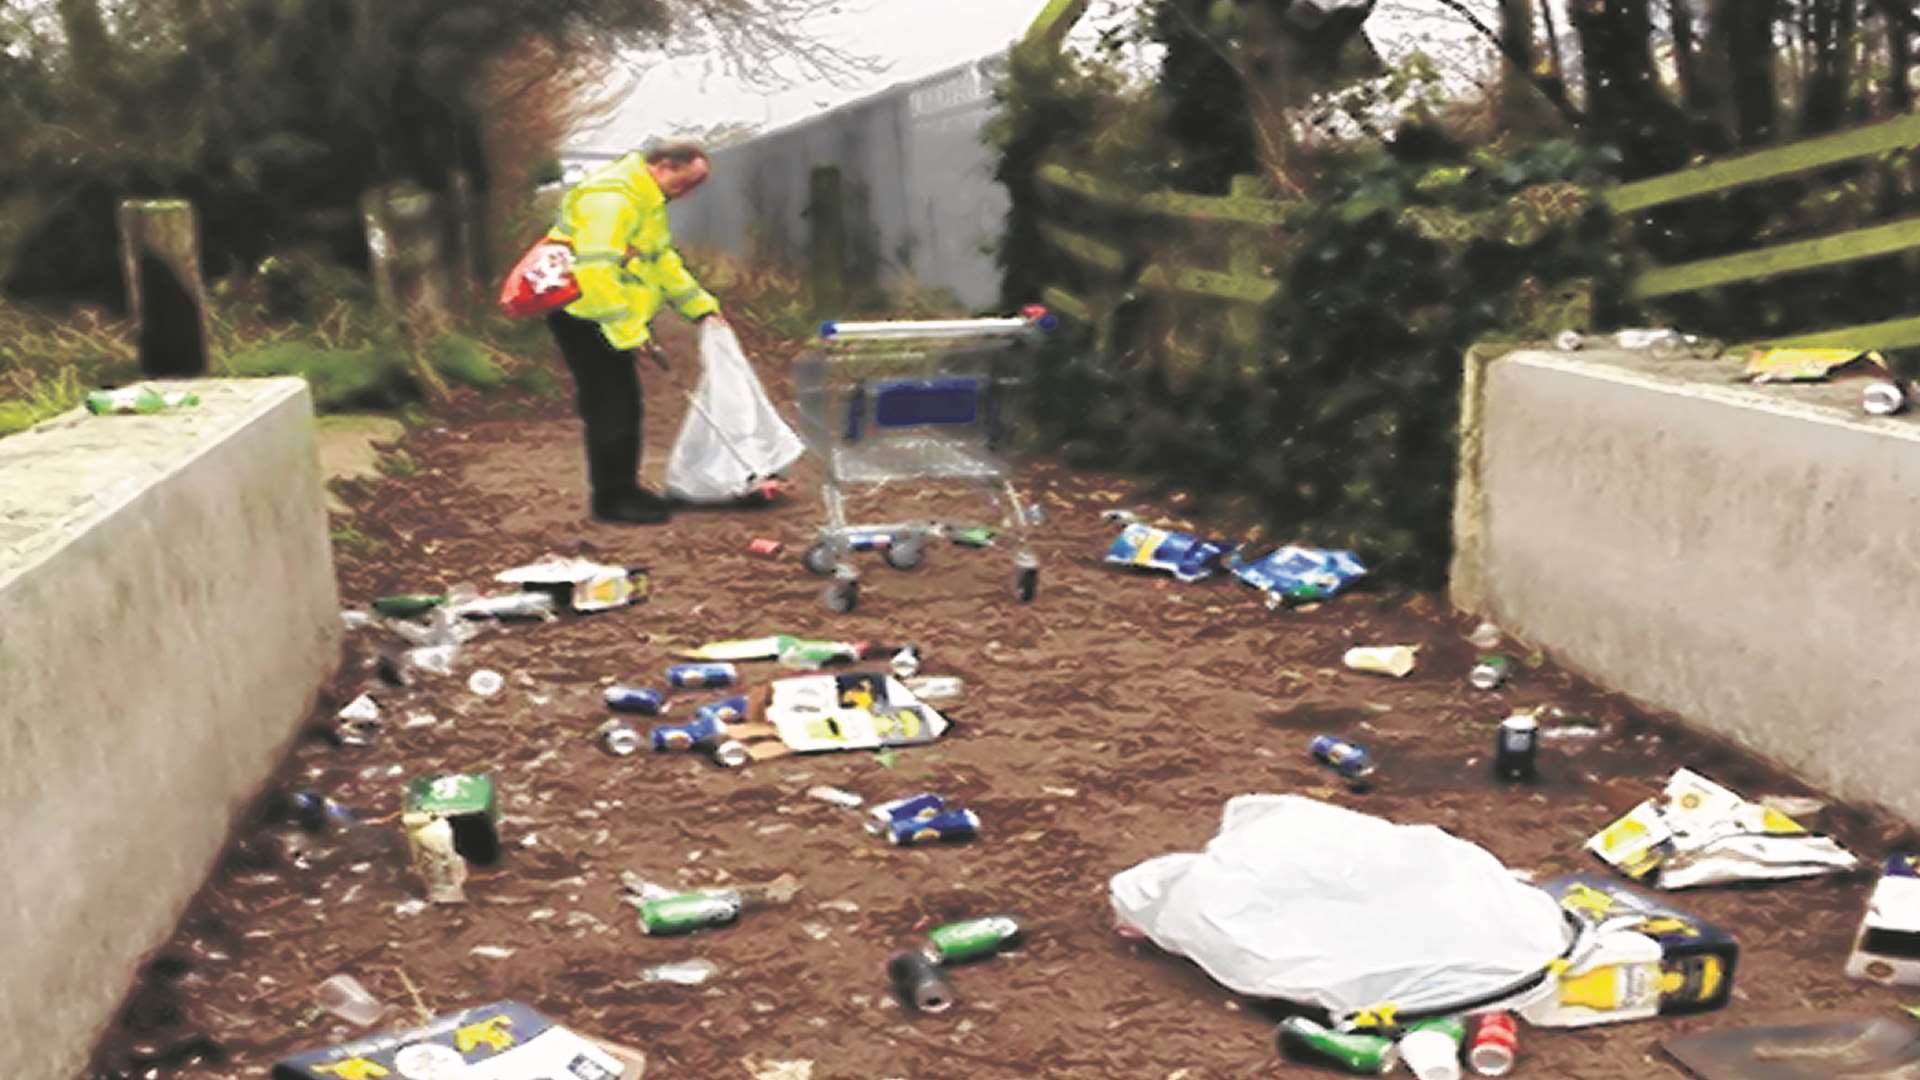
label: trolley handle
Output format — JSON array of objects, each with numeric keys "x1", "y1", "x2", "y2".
[{"x1": 819, "y1": 308, "x2": 1057, "y2": 342}]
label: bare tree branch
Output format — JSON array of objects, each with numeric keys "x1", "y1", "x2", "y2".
[{"x1": 1431, "y1": 0, "x2": 1585, "y2": 124}]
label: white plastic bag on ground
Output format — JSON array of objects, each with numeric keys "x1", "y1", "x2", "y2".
[
  {"x1": 666, "y1": 322, "x2": 805, "y2": 502},
  {"x1": 1110, "y1": 795, "x2": 1572, "y2": 1024}
]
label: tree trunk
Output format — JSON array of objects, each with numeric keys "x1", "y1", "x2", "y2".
[
  {"x1": 1570, "y1": 0, "x2": 1689, "y2": 174},
  {"x1": 1498, "y1": 0, "x2": 1547, "y2": 130},
  {"x1": 118, "y1": 200, "x2": 209, "y2": 377},
  {"x1": 1890, "y1": 4, "x2": 1913, "y2": 112},
  {"x1": 1707, "y1": 0, "x2": 1780, "y2": 146},
  {"x1": 1669, "y1": 0, "x2": 1706, "y2": 112},
  {"x1": 1802, "y1": 0, "x2": 1858, "y2": 132}
]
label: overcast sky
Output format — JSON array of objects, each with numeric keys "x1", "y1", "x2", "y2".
[{"x1": 569, "y1": 0, "x2": 1504, "y2": 153}]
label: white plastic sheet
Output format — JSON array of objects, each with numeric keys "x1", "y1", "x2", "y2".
[
  {"x1": 1110, "y1": 795, "x2": 1573, "y2": 1023},
  {"x1": 666, "y1": 322, "x2": 805, "y2": 502}
]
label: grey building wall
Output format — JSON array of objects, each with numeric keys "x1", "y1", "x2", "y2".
[{"x1": 567, "y1": 54, "x2": 1011, "y2": 312}]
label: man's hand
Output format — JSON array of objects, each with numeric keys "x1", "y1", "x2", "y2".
[
  {"x1": 636, "y1": 342, "x2": 670, "y2": 370},
  {"x1": 700, "y1": 309, "x2": 726, "y2": 325}
]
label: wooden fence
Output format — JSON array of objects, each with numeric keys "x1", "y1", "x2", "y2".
[{"x1": 1018, "y1": 0, "x2": 1920, "y2": 354}]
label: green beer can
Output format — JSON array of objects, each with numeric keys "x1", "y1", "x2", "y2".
[
  {"x1": 1276, "y1": 1017, "x2": 1396, "y2": 1075},
  {"x1": 373, "y1": 594, "x2": 447, "y2": 618},
  {"x1": 927, "y1": 916, "x2": 1021, "y2": 964},
  {"x1": 639, "y1": 891, "x2": 743, "y2": 936}
]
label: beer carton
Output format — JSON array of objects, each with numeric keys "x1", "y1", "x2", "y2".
[
  {"x1": 1846, "y1": 854, "x2": 1920, "y2": 987},
  {"x1": 405, "y1": 773, "x2": 499, "y2": 865},
  {"x1": 273, "y1": 999, "x2": 640, "y2": 1079},
  {"x1": 1524, "y1": 875, "x2": 1738, "y2": 1029}
]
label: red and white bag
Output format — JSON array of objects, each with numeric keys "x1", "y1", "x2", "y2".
[{"x1": 496, "y1": 238, "x2": 579, "y2": 319}]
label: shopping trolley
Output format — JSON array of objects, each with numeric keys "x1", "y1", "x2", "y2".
[{"x1": 794, "y1": 310, "x2": 1056, "y2": 612}]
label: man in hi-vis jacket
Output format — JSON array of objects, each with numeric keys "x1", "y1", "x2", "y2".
[{"x1": 546, "y1": 142, "x2": 721, "y2": 524}]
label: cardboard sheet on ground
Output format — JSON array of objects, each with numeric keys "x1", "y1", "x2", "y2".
[
  {"x1": 1587, "y1": 768, "x2": 1859, "y2": 888},
  {"x1": 666, "y1": 322, "x2": 805, "y2": 503},
  {"x1": 274, "y1": 999, "x2": 641, "y2": 1079},
  {"x1": 757, "y1": 673, "x2": 948, "y2": 753},
  {"x1": 1662, "y1": 1014, "x2": 1920, "y2": 1079},
  {"x1": 1110, "y1": 795, "x2": 1573, "y2": 1024}
]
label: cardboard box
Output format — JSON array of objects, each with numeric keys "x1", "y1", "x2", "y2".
[
  {"x1": 1526, "y1": 875, "x2": 1738, "y2": 1027},
  {"x1": 405, "y1": 773, "x2": 500, "y2": 865},
  {"x1": 274, "y1": 1000, "x2": 640, "y2": 1080},
  {"x1": 1846, "y1": 854, "x2": 1920, "y2": 987}
]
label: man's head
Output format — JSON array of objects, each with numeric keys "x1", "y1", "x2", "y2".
[{"x1": 645, "y1": 142, "x2": 711, "y2": 199}]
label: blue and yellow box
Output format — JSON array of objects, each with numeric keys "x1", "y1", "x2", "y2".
[{"x1": 274, "y1": 999, "x2": 633, "y2": 1080}]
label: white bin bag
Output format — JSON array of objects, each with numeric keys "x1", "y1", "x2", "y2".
[
  {"x1": 666, "y1": 322, "x2": 806, "y2": 502},
  {"x1": 1110, "y1": 795, "x2": 1574, "y2": 1024}
]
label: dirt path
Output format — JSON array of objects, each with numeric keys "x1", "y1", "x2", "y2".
[{"x1": 89, "y1": 319, "x2": 1917, "y2": 1079}]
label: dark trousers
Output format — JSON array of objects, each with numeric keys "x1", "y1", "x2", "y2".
[{"x1": 546, "y1": 310, "x2": 642, "y2": 498}]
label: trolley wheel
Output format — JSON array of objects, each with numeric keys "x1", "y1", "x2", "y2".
[
  {"x1": 803, "y1": 543, "x2": 838, "y2": 576},
  {"x1": 885, "y1": 535, "x2": 925, "y2": 571},
  {"x1": 1015, "y1": 564, "x2": 1039, "y2": 602},
  {"x1": 825, "y1": 577, "x2": 860, "y2": 613}
]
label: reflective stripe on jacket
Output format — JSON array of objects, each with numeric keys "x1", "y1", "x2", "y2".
[{"x1": 548, "y1": 154, "x2": 719, "y2": 349}]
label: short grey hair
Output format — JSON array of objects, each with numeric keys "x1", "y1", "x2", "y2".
[{"x1": 644, "y1": 140, "x2": 710, "y2": 167}]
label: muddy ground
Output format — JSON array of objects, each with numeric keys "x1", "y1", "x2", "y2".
[{"x1": 88, "y1": 318, "x2": 1919, "y2": 1079}]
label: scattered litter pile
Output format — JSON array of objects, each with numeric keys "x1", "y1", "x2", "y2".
[{"x1": 83, "y1": 370, "x2": 1920, "y2": 1080}]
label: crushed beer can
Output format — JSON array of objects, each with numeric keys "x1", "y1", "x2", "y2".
[
  {"x1": 667, "y1": 662, "x2": 738, "y2": 689},
  {"x1": 1470, "y1": 654, "x2": 1513, "y2": 690},
  {"x1": 710, "y1": 740, "x2": 751, "y2": 768},
  {"x1": 373, "y1": 594, "x2": 446, "y2": 618},
  {"x1": 748, "y1": 537, "x2": 785, "y2": 557},
  {"x1": 889, "y1": 951, "x2": 956, "y2": 1013},
  {"x1": 1310, "y1": 735, "x2": 1376, "y2": 783},
  {"x1": 639, "y1": 891, "x2": 743, "y2": 935},
  {"x1": 604, "y1": 685, "x2": 665, "y2": 714},
  {"x1": 651, "y1": 714, "x2": 724, "y2": 752},
  {"x1": 1277, "y1": 1017, "x2": 1396, "y2": 1074},
  {"x1": 887, "y1": 808, "x2": 980, "y2": 846},
  {"x1": 867, "y1": 793, "x2": 946, "y2": 835},
  {"x1": 694, "y1": 695, "x2": 750, "y2": 725},
  {"x1": 1864, "y1": 379, "x2": 1908, "y2": 416},
  {"x1": 596, "y1": 719, "x2": 641, "y2": 756},
  {"x1": 1104, "y1": 523, "x2": 1230, "y2": 583},
  {"x1": 1468, "y1": 1012, "x2": 1518, "y2": 1076},
  {"x1": 927, "y1": 916, "x2": 1021, "y2": 964}
]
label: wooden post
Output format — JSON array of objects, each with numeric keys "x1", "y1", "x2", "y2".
[
  {"x1": 809, "y1": 165, "x2": 848, "y2": 318},
  {"x1": 1227, "y1": 175, "x2": 1262, "y2": 347},
  {"x1": 447, "y1": 169, "x2": 481, "y2": 317},
  {"x1": 117, "y1": 199, "x2": 209, "y2": 376},
  {"x1": 360, "y1": 184, "x2": 451, "y2": 402}
]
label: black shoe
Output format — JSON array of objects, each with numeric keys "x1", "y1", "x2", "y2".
[{"x1": 591, "y1": 489, "x2": 672, "y2": 525}]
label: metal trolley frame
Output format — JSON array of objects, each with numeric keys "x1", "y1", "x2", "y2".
[{"x1": 793, "y1": 312, "x2": 1054, "y2": 612}]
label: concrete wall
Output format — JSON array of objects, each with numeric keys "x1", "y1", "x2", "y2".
[
  {"x1": 1452, "y1": 347, "x2": 1920, "y2": 823},
  {"x1": 0, "y1": 378, "x2": 340, "y2": 1078},
  {"x1": 568, "y1": 54, "x2": 1011, "y2": 312}
]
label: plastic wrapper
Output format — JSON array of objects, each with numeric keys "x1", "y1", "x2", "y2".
[
  {"x1": 1228, "y1": 545, "x2": 1367, "y2": 606},
  {"x1": 1110, "y1": 795, "x2": 1572, "y2": 1025},
  {"x1": 1104, "y1": 524, "x2": 1231, "y2": 583},
  {"x1": 1585, "y1": 768, "x2": 1859, "y2": 889}
]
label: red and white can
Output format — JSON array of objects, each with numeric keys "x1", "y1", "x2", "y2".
[
  {"x1": 748, "y1": 538, "x2": 784, "y2": 558},
  {"x1": 1468, "y1": 1011, "x2": 1518, "y2": 1076}
]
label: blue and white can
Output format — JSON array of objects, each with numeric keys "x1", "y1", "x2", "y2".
[
  {"x1": 866, "y1": 793, "x2": 946, "y2": 835},
  {"x1": 694, "y1": 695, "x2": 749, "y2": 725},
  {"x1": 667, "y1": 663, "x2": 739, "y2": 689},
  {"x1": 887, "y1": 808, "x2": 981, "y2": 846},
  {"x1": 604, "y1": 686, "x2": 665, "y2": 714},
  {"x1": 651, "y1": 714, "x2": 724, "y2": 752}
]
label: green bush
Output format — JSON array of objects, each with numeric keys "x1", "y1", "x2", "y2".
[
  {"x1": 427, "y1": 332, "x2": 505, "y2": 389},
  {"x1": 226, "y1": 338, "x2": 418, "y2": 411}
]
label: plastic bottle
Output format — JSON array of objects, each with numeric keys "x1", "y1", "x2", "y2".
[
  {"x1": 85, "y1": 387, "x2": 200, "y2": 415},
  {"x1": 314, "y1": 974, "x2": 387, "y2": 1027}
]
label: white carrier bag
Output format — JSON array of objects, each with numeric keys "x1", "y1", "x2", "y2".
[
  {"x1": 666, "y1": 321, "x2": 806, "y2": 502},
  {"x1": 1110, "y1": 795, "x2": 1578, "y2": 1026}
]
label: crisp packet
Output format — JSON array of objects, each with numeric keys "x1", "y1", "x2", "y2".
[
  {"x1": 1229, "y1": 545, "x2": 1367, "y2": 606},
  {"x1": 1104, "y1": 524, "x2": 1230, "y2": 583},
  {"x1": 1586, "y1": 768, "x2": 1859, "y2": 888}
]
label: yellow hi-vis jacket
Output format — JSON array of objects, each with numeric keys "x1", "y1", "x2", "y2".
[{"x1": 547, "y1": 153, "x2": 719, "y2": 349}]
